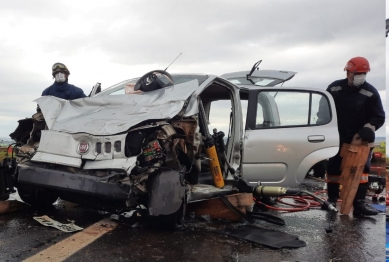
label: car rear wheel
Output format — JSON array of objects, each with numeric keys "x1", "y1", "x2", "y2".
[
  {"x1": 306, "y1": 160, "x2": 327, "y2": 178},
  {"x1": 17, "y1": 185, "x2": 58, "y2": 208}
]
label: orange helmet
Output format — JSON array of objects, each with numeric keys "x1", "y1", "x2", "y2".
[{"x1": 344, "y1": 57, "x2": 370, "y2": 73}]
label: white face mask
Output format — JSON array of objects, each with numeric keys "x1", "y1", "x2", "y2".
[
  {"x1": 353, "y1": 74, "x2": 366, "y2": 86},
  {"x1": 55, "y1": 72, "x2": 67, "y2": 83}
]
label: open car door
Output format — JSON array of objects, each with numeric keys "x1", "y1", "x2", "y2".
[{"x1": 241, "y1": 87, "x2": 339, "y2": 187}]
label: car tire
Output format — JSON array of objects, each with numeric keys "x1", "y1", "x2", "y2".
[
  {"x1": 307, "y1": 160, "x2": 327, "y2": 178},
  {"x1": 312, "y1": 161, "x2": 327, "y2": 178},
  {"x1": 17, "y1": 185, "x2": 58, "y2": 208}
]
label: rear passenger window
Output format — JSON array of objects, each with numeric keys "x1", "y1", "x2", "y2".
[{"x1": 254, "y1": 91, "x2": 331, "y2": 128}]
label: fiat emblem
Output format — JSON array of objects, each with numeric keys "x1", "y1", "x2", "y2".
[{"x1": 77, "y1": 142, "x2": 89, "y2": 154}]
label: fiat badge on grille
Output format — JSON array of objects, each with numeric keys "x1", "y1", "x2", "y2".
[{"x1": 77, "y1": 142, "x2": 89, "y2": 154}]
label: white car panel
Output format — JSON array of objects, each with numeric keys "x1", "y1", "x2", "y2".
[
  {"x1": 221, "y1": 70, "x2": 297, "y2": 86},
  {"x1": 32, "y1": 152, "x2": 82, "y2": 167},
  {"x1": 242, "y1": 87, "x2": 339, "y2": 187},
  {"x1": 242, "y1": 126, "x2": 339, "y2": 187},
  {"x1": 35, "y1": 79, "x2": 200, "y2": 136},
  {"x1": 34, "y1": 130, "x2": 128, "y2": 161},
  {"x1": 241, "y1": 162, "x2": 287, "y2": 183},
  {"x1": 83, "y1": 157, "x2": 137, "y2": 171},
  {"x1": 295, "y1": 147, "x2": 339, "y2": 185}
]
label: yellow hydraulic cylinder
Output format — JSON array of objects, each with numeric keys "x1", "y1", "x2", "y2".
[{"x1": 205, "y1": 145, "x2": 225, "y2": 188}]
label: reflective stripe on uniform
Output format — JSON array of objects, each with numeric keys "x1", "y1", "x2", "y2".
[
  {"x1": 359, "y1": 88, "x2": 373, "y2": 97},
  {"x1": 360, "y1": 173, "x2": 369, "y2": 183},
  {"x1": 329, "y1": 86, "x2": 342, "y2": 92},
  {"x1": 326, "y1": 173, "x2": 369, "y2": 184}
]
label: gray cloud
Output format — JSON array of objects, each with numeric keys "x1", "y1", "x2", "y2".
[{"x1": 0, "y1": 0, "x2": 386, "y2": 138}]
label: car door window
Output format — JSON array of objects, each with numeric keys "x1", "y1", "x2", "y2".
[{"x1": 254, "y1": 91, "x2": 330, "y2": 129}]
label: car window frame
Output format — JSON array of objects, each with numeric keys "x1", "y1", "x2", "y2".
[{"x1": 245, "y1": 89, "x2": 332, "y2": 130}]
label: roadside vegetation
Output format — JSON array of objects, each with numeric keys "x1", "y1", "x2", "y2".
[
  {"x1": 0, "y1": 148, "x2": 8, "y2": 163},
  {"x1": 0, "y1": 139, "x2": 14, "y2": 162},
  {"x1": 373, "y1": 141, "x2": 386, "y2": 155},
  {"x1": 373, "y1": 142, "x2": 387, "y2": 166}
]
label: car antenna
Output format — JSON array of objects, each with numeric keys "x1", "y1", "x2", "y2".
[
  {"x1": 164, "y1": 53, "x2": 182, "y2": 71},
  {"x1": 246, "y1": 60, "x2": 262, "y2": 79}
]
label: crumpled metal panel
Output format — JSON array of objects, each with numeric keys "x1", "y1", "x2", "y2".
[
  {"x1": 33, "y1": 130, "x2": 127, "y2": 159},
  {"x1": 18, "y1": 164, "x2": 131, "y2": 201},
  {"x1": 35, "y1": 80, "x2": 199, "y2": 136},
  {"x1": 32, "y1": 152, "x2": 82, "y2": 167},
  {"x1": 32, "y1": 130, "x2": 136, "y2": 170}
]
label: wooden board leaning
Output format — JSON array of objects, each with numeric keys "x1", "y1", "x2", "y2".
[{"x1": 339, "y1": 135, "x2": 370, "y2": 215}]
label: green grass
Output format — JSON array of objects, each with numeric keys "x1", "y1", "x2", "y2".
[
  {"x1": 0, "y1": 146, "x2": 12, "y2": 162},
  {"x1": 0, "y1": 151, "x2": 8, "y2": 162}
]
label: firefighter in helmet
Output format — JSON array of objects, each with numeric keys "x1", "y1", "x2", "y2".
[
  {"x1": 42, "y1": 62, "x2": 86, "y2": 100},
  {"x1": 325, "y1": 56, "x2": 385, "y2": 216}
]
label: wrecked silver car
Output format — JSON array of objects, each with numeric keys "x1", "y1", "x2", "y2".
[{"x1": 1, "y1": 69, "x2": 339, "y2": 225}]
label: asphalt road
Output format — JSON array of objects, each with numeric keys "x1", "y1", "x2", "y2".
[{"x1": 0, "y1": 177, "x2": 386, "y2": 262}]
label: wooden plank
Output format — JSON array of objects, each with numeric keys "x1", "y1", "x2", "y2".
[
  {"x1": 339, "y1": 135, "x2": 370, "y2": 215},
  {"x1": 186, "y1": 193, "x2": 254, "y2": 222}
]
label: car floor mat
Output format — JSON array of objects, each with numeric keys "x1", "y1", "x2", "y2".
[{"x1": 214, "y1": 225, "x2": 306, "y2": 249}]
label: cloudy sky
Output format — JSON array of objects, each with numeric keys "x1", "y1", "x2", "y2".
[{"x1": 0, "y1": 0, "x2": 386, "y2": 140}]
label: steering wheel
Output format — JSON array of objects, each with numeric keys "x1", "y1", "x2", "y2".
[{"x1": 134, "y1": 70, "x2": 174, "y2": 92}]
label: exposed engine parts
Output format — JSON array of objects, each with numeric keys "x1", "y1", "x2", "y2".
[{"x1": 142, "y1": 139, "x2": 164, "y2": 164}]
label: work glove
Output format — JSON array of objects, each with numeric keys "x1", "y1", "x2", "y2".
[{"x1": 357, "y1": 127, "x2": 375, "y2": 143}]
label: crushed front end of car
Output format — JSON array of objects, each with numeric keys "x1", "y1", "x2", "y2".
[{"x1": 3, "y1": 78, "x2": 214, "y2": 226}]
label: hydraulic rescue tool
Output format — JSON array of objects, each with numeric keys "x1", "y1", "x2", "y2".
[
  {"x1": 198, "y1": 99, "x2": 224, "y2": 188},
  {"x1": 236, "y1": 179, "x2": 338, "y2": 213},
  {"x1": 212, "y1": 128, "x2": 236, "y2": 177}
]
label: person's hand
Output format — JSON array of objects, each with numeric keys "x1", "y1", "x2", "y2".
[{"x1": 357, "y1": 127, "x2": 375, "y2": 142}]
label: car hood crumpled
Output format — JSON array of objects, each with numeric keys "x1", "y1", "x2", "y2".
[{"x1": 35, "y1": 79, "x2": 199, "y2": 136}]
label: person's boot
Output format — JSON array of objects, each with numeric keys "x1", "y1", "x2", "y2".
[
  {"x1": 353, "y1": 183, "x2": 378, "y2": 216},
  {"x1": 323, "y1": 183, "x2": 339, "y2": 209}
]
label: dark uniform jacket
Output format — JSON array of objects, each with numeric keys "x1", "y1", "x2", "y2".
[
  {"x1": 321, "y1": 78, "x2": 385, "y2": 176},
  {"x1": 326, "y1": 78, "x2": 385, "y2": 145},
  {"x1": 42, "y1": 80, "x2": 86, "y2": 100}
]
